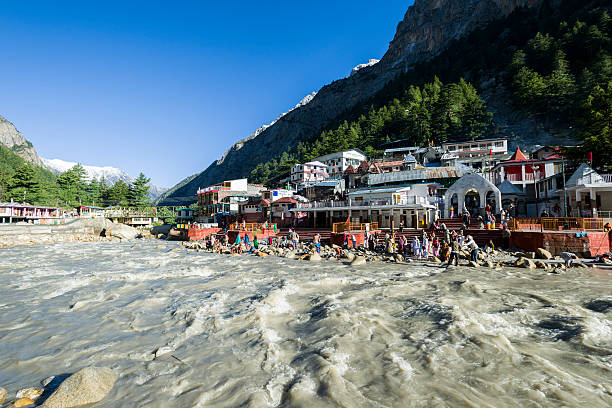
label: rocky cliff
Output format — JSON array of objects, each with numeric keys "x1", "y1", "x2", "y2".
[
  {"x1": 0, "y1": 115, "x2": 44, "y2": 167},
  {"x1": 160, "y1": 0, "x2": 547, "y2": 205}
]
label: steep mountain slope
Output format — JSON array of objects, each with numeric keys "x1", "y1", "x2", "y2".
[
  {"x1": 0, "y1": 115, "x2": 44, "y2": 167},
  {"x1": 160, "y1": 0, "x2": 548, "y2": 205}
]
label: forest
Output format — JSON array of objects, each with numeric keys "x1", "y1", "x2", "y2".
[{"x1": 0, "y1": 144, "x2": 151, "y2": 208}]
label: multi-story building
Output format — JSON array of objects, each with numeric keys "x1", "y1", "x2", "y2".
[
  {"x1": 290, "y1": 161, "x2": 328, "y2": 189},
  {"x1": 313, "y1": 149, "x2": 367, "y2": 179},
  {"x1": 442, "y1": 138, "x2": 510, "y2": 170},
  {"x1": 195, "y1": 179, "x2": 263, "y2": 223},
  {"x1": 491, "y1": 147, "x2": 563, "y2": 200}
]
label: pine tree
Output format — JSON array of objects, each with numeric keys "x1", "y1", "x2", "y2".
[
  {"x1": 8, "y1": 164, "x2": 39, "y2": 203},
  {"x1": 128, "y1": 173, "x2": 151, "y2": 207}
]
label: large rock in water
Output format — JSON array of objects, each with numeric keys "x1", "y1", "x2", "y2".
[
  {"x1": 41, "y1": 366, "x2": 117, "y2": 408},
  {"x1": 0, "y1": 387, "x2": 7, "y2": 404},
  {"x1": 536, "y1": 248, "x2": 553, "y2": 260}
]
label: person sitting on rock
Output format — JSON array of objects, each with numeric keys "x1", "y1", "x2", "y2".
[{"x1": 560, "y1": 252, "x2": 578, "y2": 268}]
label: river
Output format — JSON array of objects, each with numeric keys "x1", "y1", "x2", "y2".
[{"x1": 0, "y1": 241, "x2": 610, "y2": 407}]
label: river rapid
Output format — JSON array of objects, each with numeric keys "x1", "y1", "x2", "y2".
[{"x1": 0, "y1": 241, "x2": 610, "y2": 408}]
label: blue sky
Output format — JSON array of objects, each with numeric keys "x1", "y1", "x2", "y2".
[{"x1": 0, "y1": 1, "x2": 413, "y2": 187}]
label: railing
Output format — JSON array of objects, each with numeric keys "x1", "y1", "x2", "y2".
[
  {"x1": 510, "y1": 217, "x2": 604, "y2": 231},
  {"x1": 332, "y1": 221, "x2": 379, "y2": 233},
  {"x1": 602, "y1": 174, "x2": 612, "y2": 183},
  {"x1": 228, "y1": 222, "x2": 278, "y2": 232},
  {"x1": 296, "y1": 196, "x2": 429, "y2": 209}
]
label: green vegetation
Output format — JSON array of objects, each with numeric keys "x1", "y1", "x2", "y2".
[
  {"x1": 0, "y1": 144, "x2": 152, "y2": 208},
  {"x1": 250, "y1": 78, "x2": 492, "y2": 184},
  {"x1": 508, "y1": 8, "x2": 612, "y2": 169},
  {"x1": 248, "y1": 1, "x2": 612, "y2": 185}
]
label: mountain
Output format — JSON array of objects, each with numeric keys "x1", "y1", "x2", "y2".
[
  {"x1": 159, "y1": 0, "x2": 592, "y2": 205},
  {"x1": 0, "y1": 115, "x2": 44, "y2": 167},
  {"x1": 42, "y1": 158, "x2": 168, "y2": 202}
]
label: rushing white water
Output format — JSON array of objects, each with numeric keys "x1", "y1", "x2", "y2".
[{"x1": 0, "y1": 241, "x2": 610, "y2": 407}]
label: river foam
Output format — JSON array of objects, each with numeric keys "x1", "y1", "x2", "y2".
[{"x1": 0, "y1": 241, "x2": 610, "y2": 407}]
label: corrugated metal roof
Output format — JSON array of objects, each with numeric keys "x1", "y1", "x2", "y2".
[{"x1": 368, "y1": 166, "x2": 472, "y2": 186}]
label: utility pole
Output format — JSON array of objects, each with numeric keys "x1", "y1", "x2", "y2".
[{"x1": 561, "y1": 156, "x2": 568, "y2": 217}]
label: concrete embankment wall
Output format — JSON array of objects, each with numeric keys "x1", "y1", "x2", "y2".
[
  {"x1": 510, "y1": 231, "x2": 611, "y2": 257},
  {"x1": 0, "y1": 218, "x2": 140, "y2": 247}
]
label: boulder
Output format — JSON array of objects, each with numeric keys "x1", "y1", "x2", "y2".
[
  {"x1": 431, "y1": 257, "x2": 442, "y2": 263},
  {"x1": 0, "y1": 387, "x2": 6, "y2": 404},
  {"x1": 535, "y1": 260, "x2": 549, "y2": 270},
  {"x1": 343, "y1": 252, "x2": 355, "y2": 262},
  {"x1": 484, "y1": 260, "x2": 495, "y2": 268},
  {"x1": 350, "y1": 256, "x2": 367, "y2": 266},
  {"x1": 12, "y1": 398, "x2": 34, "y2": 407},
  {"x1": 256, "y1": 251, "x2": 268, "y2": 257},
  {"x1": 525, "y1": 252, "x2": 536, "y2": 259},
  {"x1": 309, "y1": 253, "x2": 322, "y2": 262},
  {"x1": 515, "y1": 257, "x2": 536, "y2": 269},
  {"x1": 536, "y1": 248, "x2": 553, "y2": 260},
  {"x1": 395, "y1": 253, "x2": 404, "y2": 263},
  {"x1": 16, "y1": 388, "x2": 42, "y2": 401},
  {"x1": 41, "y1": 366, "x2": 117, "y2": 408},
  {"x1": 468, "y1": 261, "x2": 480, "y2": 267}
]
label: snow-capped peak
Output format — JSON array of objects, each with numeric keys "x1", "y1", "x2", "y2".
[
  {"x1": 351, "y1": 59, "x2": 380, "y2": 76},
  {"x1": 42, "y1": 158, "x2": 132, "y2": 184}
]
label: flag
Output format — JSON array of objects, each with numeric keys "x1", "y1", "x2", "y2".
[{"x1": 588, "y1": 152, "x2": 593, "y2": 164}]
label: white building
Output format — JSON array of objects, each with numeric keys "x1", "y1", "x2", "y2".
[
  {"x1": 313, "y1": 149, "x2": 367, "y2": 179},
  {"x1": 262, "y1": 188, "x2": 295, "y2": 203},
  {"x1": 442, "y1": 138, "x2": 508, "y2": 154},
  {"x1": 290, "y1": 161, "x2": 328, "y2": 188}
]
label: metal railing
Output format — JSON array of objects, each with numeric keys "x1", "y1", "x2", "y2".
[
  {"x1": 228, "y1": 222, "x2": 278, "y2": 232},
  {"x1": 510, "y1": 217, "x2": 604, "y2": 231},
  {"x1": 297, "y1": 196, "x2": 429, "y2": 209},
  {"x1": 332, "y1": 221, "x2": 379, "y2": 233}
]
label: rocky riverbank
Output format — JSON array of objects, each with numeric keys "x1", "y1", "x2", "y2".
[
  {"x1": 179, "y1": 240, "x2": 606, "y2": 271},
  {"x1": 0, "y1": 218, "x2": 143, "y2": 248}
]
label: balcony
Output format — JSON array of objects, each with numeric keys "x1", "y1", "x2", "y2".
[{"x1": 295, "y1": 196, "x2": 431, "y2": 210}]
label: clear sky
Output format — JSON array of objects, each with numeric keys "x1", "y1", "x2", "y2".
[{"x1": 0, "y1": 1, "x2": 413, "y2": 187}]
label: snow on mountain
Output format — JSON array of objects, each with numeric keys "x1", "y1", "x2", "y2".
[
  {"x1": 42, "y1": 158, "x2": 167, "y2": 201},
  {"x1": 216, "y1": 92, "x2": 318, "y2": 165},
  {"x1": 350, "y1": 59, "x2": 380, "y2": 76}
]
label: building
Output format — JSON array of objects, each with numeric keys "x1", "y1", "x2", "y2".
[
  {"x1": 368, "y1": 165, "x2": 473, "y2": 189},
  {"x1": 313, "y1": 149, "x2": 367, "y2": 179},
  {"x1": 195, "y1": 179, "x2": 263, "y2": 224},
  {"x1": 0, "y1": 203, "x2": 65, "y2": 224},
  {"x1": 175, "y1": 207, "x2": 195, "y2": 223},
  {"x1": 292, "y1": 185, "x2": 437, "y2": 229},
  {"x1": 491, "y1": 147, "x2": 563, "y2": 200},
  {"x1": 261, "y1": 188, "x2": 295, "y2": 203},
  {"x1": 563, "y1": 163, "x2": 612, "y2": 218},
  {"x1": 442, "y1": 138, "x2": 509, "y2": 170},
  {"x1": 76, "y1": 206, "x2": 105, "y2": 218},
  {"x1": 290, "y1": 161, "x2": 329, "y2": 189}
]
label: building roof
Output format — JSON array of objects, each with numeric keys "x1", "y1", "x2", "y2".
[
  {"x1": 357, "y1": 160, "x2": 370, "y2": 173},
  {"x1": 304, "y1": 161, "x2": 327, "y2": 167},
  {"x1": 402, "y1": 154, "x2": 417, "y2": 163},
  {"x1": 273, "y1": 197, "x2": 298, "y2": 204},
  {"x1": 348, "y1": 186, "x2": 412, "y2": 195},
  {"x1": 368, "y1": 166, "x2": 472, "y2": 186},
  {"x1": 378, "y1": 161, "x2": 404, "y2": 167},
  {"x1": 508, "y1": 146, "x2": 528, "y2": 162},
  {"x1": 0, "y1": 203, "x2": 60, "y2": 210},
  {"x1": 344, "y1": 165, "x2": 357, "y2": 174},
  {"x1": 497, "y1": 180, "x2": 525, "y2": 195},
  {"x1": 565, "y1": 163, "x2": 608, "y2": 187}
]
